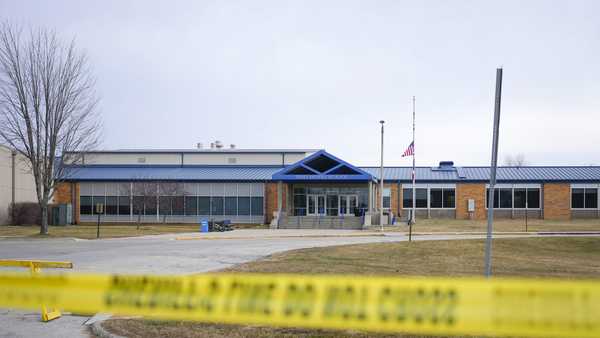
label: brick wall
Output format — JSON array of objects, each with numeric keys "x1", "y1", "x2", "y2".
[
  {"x1": 53, "y1": 182, "x2": 72, "y2": 204},
  {"x1": 456, "y1": 183, "x2": 486, "y2": 219},
  {"x1": 543, "y1": 183, "x2": 571, "y2": 220},
  {"x1": 52, "y1": 182, "x2": 80, "y2": 224},
  {"x1": 265, "y1": 182, "x2": 287, "y2": 224}
]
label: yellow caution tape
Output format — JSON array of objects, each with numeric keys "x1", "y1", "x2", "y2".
[{"x1": 0, "y1": 272, "x2": 598, "y2": 337}]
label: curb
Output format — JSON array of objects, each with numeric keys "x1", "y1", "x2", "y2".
[{"x1": 176, "y1": 233, "x2": 386, "y2": 240}]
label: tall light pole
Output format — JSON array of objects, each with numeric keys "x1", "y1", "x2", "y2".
[
  {"x1": 379, "y1": 120, "x2": 385, "y2": 232},
  {"x1": 485, "y1": 68, "x2": 503, "y2": 278}
]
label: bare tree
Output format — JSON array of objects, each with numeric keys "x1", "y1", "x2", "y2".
[
  {"x1": 132, "y1": 181, "x2": 156, "y2": 230},
  {"x1": 0, "y1": 22, "x2": 101, "y2": 234},
  {"x1": 504, "y1": 153, "x2": 528, "y2": 166},
  {"x1": 158, "y1": 182, "x2": 186, "y2": 223}
]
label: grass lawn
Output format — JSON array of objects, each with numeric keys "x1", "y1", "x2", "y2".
[
  {"x1": 386, "y1": 218, "x2": 600, "y2": 233},
  {"x1": 102, "y1": 236, "x2": 600, "y2": 338},
  {"x1": 0, "y1": 224, "x2": 264, "y2": 239}
]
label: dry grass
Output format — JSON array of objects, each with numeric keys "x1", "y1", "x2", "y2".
[
  {"x1": 103, "y1": 237, "x2": 600, "y2": 337},
  {"x1": 387, "y1": 218, "x2": 600, "y2": 233},
  {"x1": 0, "y1": 224, "x2": 208, "y2": 239}
]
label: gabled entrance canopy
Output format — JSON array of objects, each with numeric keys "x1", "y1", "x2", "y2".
[{"x1": 272, "y1": 150, "x2": 374, "y2": 181}]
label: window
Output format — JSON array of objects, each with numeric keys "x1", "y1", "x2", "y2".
[
  {"x1": 238, "y1": 197, "x2": 251, "y2": 215},
  {"x1": 172, "y1": 196, "x2": 184, "y2": 215},
  {"x1": 224, "y1": 197, "x2": 237, "y2": 215},
  {"x1": 211, "y1": 196, "x2": 224, "y2": 215},
  {"x1": 80, "y1": 196, "x2": 92, "y2": 215},
  {"x1": 327, "y1": 195, "x2": 338, "y2": 216},
  {"x1": 159, "y1": 196, "x2": 171, "y2": 216},
  {"x1": 383, "y1": 188, "x2": 391, "y2": 209},
  {"x1": 499, "y1": 188, "x2": 513, "y2": 209},
  {"x1": 144, "y1": 195, "x2": 157, "y2": 216},
  {"x1": 572, "y1": 188, "x2": 598, "y2": 209},
  {"x1": 185, "y1": 196, "x2": 198, "y2": 216},
  {"x1": 442, "y1": 189, "x2": 455, "y2": 208},
  {"x1": 132, "y1": 196, "x2": 144, "y2": 216},
  {"x1": 571, "y1": 188, "x2": 585, "y2": 208},
  {"x1": 426, "y1": 188, "x2": 455, "y2": 209},
  {"x1": 514, "y1": 188, "x2": 526, "y2": 208},
  {"x1": 198, "y1": 197, "x2": 210, "y2": 215},
  {"x1": 430, "y1": 189, "x2": 443, "y2": 208},
  {"x1": 416, "y1": 189, "x2": 427, "y2": 208},
  {"x1": 251, "y1": 197, "x2": 264, "y2": 215},
  {"x1": 586, "y1": 189, "x2": 598, "y2": 209},
  {"x1": 403, "y1": 188, "x2": 428, "y2": 208},
  {"x1": 486, "y1": 189, "x2": 500, "y2": 208},
  {"x1": 527, "y1": 188, "x2": 540, "y2": 209},
  {"x1": 106, "y1": 196, "x2": 118, "y2": 215},
  {"x1": 118, "y1": 196, "x2": 130, "y2": 216}
]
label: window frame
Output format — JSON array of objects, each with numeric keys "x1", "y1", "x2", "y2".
[{"x1": 571, "y1": 185, "x2": 599, "y2": 210}]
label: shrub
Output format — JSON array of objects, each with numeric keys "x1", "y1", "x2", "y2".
[{"x1": 8, "y1": 202, "x2": 42, "y2": 225}]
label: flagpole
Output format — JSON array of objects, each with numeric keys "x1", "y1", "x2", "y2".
[{"x1": 411, "y1": 96, "x2": 416, "y2": 227}]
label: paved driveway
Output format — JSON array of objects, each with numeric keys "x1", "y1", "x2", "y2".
[{"x1": 0, "y1": 229, "x2": 596, "y2": 337}]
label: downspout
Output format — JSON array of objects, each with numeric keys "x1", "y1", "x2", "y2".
[{"x1": 11, "y1": 150, "x2": 16, "y2": 224}]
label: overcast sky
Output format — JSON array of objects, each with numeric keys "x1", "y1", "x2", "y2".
[{"x1": 2, "y1": 1, "x2": 598, "y2": 166}]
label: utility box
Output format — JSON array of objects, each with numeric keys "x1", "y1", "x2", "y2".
[
  {"x1": 50, "y1": 204, "x2": 69, "y2": 226},
  {"x1": 468, "y1": 199, "x2": 475, "y2": 212}
]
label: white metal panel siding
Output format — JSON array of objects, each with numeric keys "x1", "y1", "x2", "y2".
[
  {"x1": 284, "y1": 153, "x2": 307, "y2": 165},
  {"x1": 183, "y1": 153, "x2": 286, "y2": 165},
  {"x1": 84, "y1": 153, "x2": 181, "y2": 165},
  {"x1": 0, "y1": 146, "x2": 37, "y2": 224}
]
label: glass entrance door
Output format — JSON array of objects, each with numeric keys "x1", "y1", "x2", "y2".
[
  {"x1": 307, "y1": 194, "x2": 326, "y2": 216},
  {"x1": 339, "y1": 194, "x2": 358, "y2": 215}
]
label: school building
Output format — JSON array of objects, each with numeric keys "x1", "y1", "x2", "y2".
[{"x1": 53, "y1": 148, "x2": 600, "y2": 229}]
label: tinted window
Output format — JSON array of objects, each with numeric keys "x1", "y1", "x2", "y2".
[
  {"x1": 172, "y1": 196, "x2": 184, "y2": 215},
  {"x1": 251, "y1": 197, "x2": 264, "y2": 215},
  {"x1": 499, "y1": 188, "x2": 512, "y2": 209},
  {"x1": 225, "y1": 197, "x2": 237, "y2": 215},
  {"x1": 198, "y1": 197, "x2": 210, "y2": 215},
  {"x1": 402, "y1": 189, "x2": 412, "y2": 208},
  {"x1": 585, "y1": 188, "x2": 598, "y2": 209},
  {"x1": 132, "y1": 196, "x2": 144, "y2": 215},
  {"x1": 486, "y1": 189, "x2": 500, "y2": 209},
  {"x1": 513, "y1": 188, "x2": 526, "y2": 208},
  {"x1": 211, "y1": 197, "x2": 224, "y2": 215},
  {"x1": 416, "y1": 188, "x2": 427, "y2": 208},
  {"x1": 571, "y1": 188, "x2": 585, "y2": 208},
  {"x1": 430, "y1": 189, "x2": 443, "y2": 208},
  {"x1": 106, "y1": 196, "x2": 118, "y2": 215},
  {"x1": 238, "y1": 197, "x2": 250, "y2": 215},
  {"x1": 527, "y1": 188, "x2": 540, "y2": 208},
  {"x1": 80, "y1": 196, "x2": 92, "y2": 215},
  {"x1": 144, "y1": 196, "x2": 157, "y2": 216},
  {"x1": 185, "y1": 196, "x2": 197, "y2": 216},
  {"x1": 443, "y1": 189, "x2": 455, "y2": 208},
  {"x1": 159, "y1": 196, "x2": 171, "y2": 216},
  {"x1": 118, "y1": 196, "x2": 130, "y2": 216}
]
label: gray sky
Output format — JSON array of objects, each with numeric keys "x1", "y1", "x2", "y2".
[{"x1": 2, "y1": 0, "x2": 599, "y2": 166}]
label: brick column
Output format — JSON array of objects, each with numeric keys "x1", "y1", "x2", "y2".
[
  {"x1": 456, "y1": 183, "x2": 486, "y2": 220},
  {"x1": 543, "y1": 183, "x2": 571, "y2": 220}
]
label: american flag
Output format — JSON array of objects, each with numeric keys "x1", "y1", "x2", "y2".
[{"x1": 401, "y1": 141, "x2": 414, "y2": 157}]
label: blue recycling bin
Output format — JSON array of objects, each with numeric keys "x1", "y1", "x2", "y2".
[{"x1": 200, "y1": 219, "x2": 209, "y2": 233}]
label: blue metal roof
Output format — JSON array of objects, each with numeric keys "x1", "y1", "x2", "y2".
[
  {"x1": 60, "y1": 165, "x2": 281, "y2": 181},
  {"x1": 59, "y1": 165, "x2": 600, "y2": 183},
  {"x1": 359, "y1": 166, "x2": 600, "y2": 182}
]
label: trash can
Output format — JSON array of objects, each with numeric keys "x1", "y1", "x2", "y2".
[{"x1": 200, "y1": 219, "x2": 209, "y2": 233}]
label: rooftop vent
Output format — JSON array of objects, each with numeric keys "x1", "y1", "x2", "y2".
[{"x1": 432, "y1": 161, "x2": 456, "y2": 171}]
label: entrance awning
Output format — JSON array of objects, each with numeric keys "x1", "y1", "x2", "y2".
[{"x1": 272, "y1": 150, "x2": 374, "y2": 182}]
